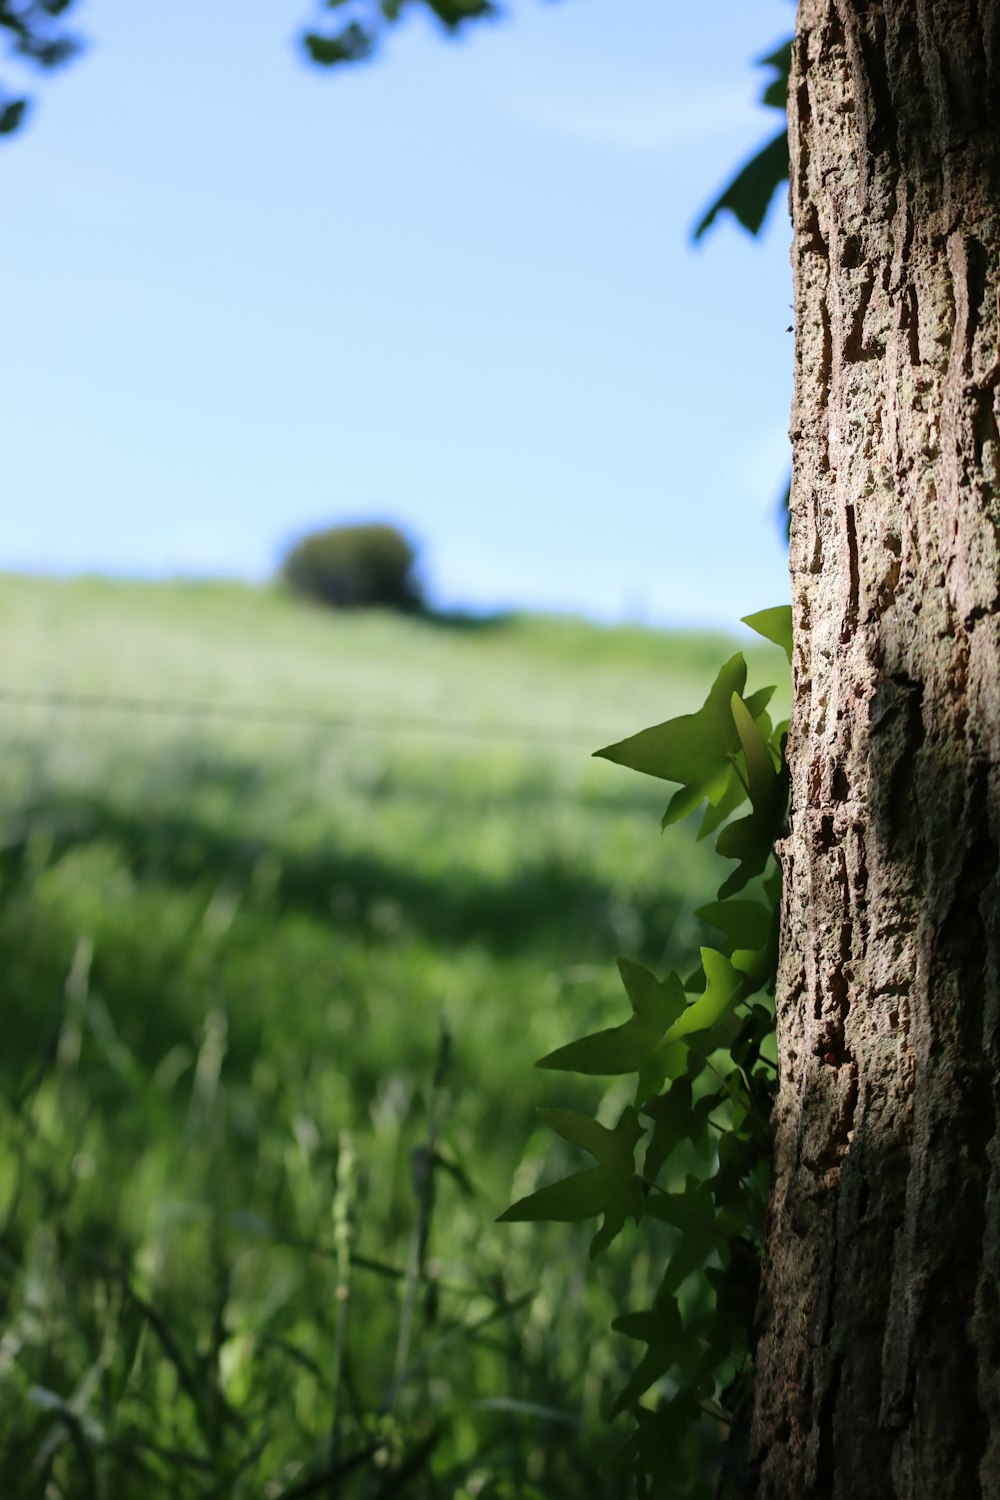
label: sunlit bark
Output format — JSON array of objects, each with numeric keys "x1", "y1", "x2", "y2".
[{"x1": 753, "y1": 4, "x2": 1000, "y2": 1495}]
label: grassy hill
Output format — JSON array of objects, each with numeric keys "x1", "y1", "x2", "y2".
[{"x1": 0, "y1": 575, "x2": 786, "y2": 1499}]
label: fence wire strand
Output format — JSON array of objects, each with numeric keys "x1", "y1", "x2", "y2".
[{"x1": 0, "y1": 688, "x2": 611, "y2": 747}]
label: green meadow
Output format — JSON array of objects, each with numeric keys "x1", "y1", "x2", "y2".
[{"x1": 0, "y1": 575, "x2": 785, "y2": 1498}]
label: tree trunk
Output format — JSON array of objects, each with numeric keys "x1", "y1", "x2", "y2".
[{"x1": 751, "y1": 3, "x2": 1000, "y2": 1496}]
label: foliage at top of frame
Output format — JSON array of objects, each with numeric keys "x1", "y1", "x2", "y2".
[
  {"x1": 694, "y1": 42, "x2": 792, "y2": 241},
  {"x1": 3, "y1": 0, "x2": 795, "y2": 260},
  {"x1": 303, "y1": 0, "x2": 499, "y2": 66},
  {"x1": 0, "y1": 0, "x2": 82, "y2": 136},
  {"x1": 501, "y1": 607, "x2": 792, "y2": 1499}
]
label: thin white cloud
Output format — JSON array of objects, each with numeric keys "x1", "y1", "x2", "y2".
[{"x1": 494, "y1": 85, "x2": 766, "y2": 154}]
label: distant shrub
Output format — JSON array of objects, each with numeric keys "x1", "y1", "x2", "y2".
[{"x1": 281, "y1": 522, "x2": 423, "y2": 612}]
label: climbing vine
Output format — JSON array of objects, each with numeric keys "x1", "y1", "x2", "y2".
[{"x1": 501, "y1": 607, "x2": 792, "y2": 1497}]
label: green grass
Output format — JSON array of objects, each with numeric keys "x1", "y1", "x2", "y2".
[{"x1": 0, "y1": 574, "x2": 786, "y2": 1499}]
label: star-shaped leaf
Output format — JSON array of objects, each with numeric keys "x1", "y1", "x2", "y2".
[
  {"x1": 537, "y1": 961, "x2": 686, "y2": 1100},
  {"x1": 610, "y1": 1296, "x2": 682, "y2": 1414},
  {"x1": 498, "y1": 1107, "x2": 645, "y2": 1259},
  {"x1": 641, "y1": 1077, "x2": 714, "y2": 1184},
  {"x1": 695, "y1": 898, "x2": 771, "y2": 949},
  {"x1": 714, "y1": 695, "x2": 789, "y2": 898},
  {"x1": 594, "y1": 655, "x2": 746, "y2": 818},
  {"x1": 659, "y1": 948, "x2": 741, "y2": 1046},
  {"x1": 742, "y1": 604, "x2": 793, "y2": 663}
]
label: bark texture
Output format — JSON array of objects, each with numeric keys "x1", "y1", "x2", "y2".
[{"x1": 752, "y1": 3, "x2": 1000, "y2": 1496}]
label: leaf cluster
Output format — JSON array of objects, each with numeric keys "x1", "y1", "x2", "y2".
[
  {"x1": 501, "y1": 608, "x2": 792, "y2": 1498},
  {"x1": 303, "y1": 0, "x2": 499, "y2": 68},
  {"x1": 0, "y1": 0, "x2": 82, "y2": 135},
  {"x1": 694, "y1": 43, "x2": 791, "y2": 241}
]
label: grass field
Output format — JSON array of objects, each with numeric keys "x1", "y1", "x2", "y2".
[{"x1": 0, "y1": 575, "x2": 786, "y2": 1498}]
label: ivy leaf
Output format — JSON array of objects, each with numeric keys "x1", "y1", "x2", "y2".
[
  {"x1": 693, "y1": 42, "x2": 792, "y2": 242},
  {"x1": 498, "y1": 1107, "x2": 644, "y2": 1260},
  {"x1": 693, "y1": 128, "x2": 789, "y2": 240},
  {"x1": 594, "y1": 655, "x2": 748, "y2": 821},
  {"x1": 710, "y1": 1130, "x2": 759, "y2": 1218},
  {"x1": 644, "y1": 1181, "x2": 721, "y2": 1294},
  {"x1": 694, "y1": 686, "x2": 775, "y2": 839},
  {"x1": 498, "y1": 1167, "x2": 613, "y2": 1223},
  {"x1": 511, "y1": 615, "x2": 791, "y2": 1493},
  {"x1": 0, "y1": 99, "x2": 27, "y2": 135},
  {"x1": 594, "y1": 657, "x2": 776, "y2": 832},
  {"x1": 731, "y1": 693, "x2": 775, "y2": 807},
  {"x1": 706, "y1": 1237, "x2": 761, "y2": 1332},
  {"x1": 537, "y1": 961, "x2": 686, "y2": 1092},
  {"x1": 302, "y1": 24, "x2": 376, "y2": 64},
  {"x1": 659, "y1": 949, "x2": 741, "y2": 1046},
  {"x1": 695, "y1": 898, "x2": 771, "y2": 950},
  {"x1": 610, "y1": 1296, "x2": 682, "y2": 1415},
  {"x1": 742, "y1": 604, "x2": 793, "y2": 663},
  {"x1": 696, "y1": 769, "x2": 747, "y2": 841},
  {"x1": 743, "y1": 685, "x2": 777, "y2": 721},
  {"x1": 714, "y1": 696, "x2": 789, "y2": 899},
  {"x1": 715, "y1": 819, "x2": 769, "y2": 900},
  {"x1": 302, "y1": 0, "x2": 498, "y2": 67},
  {"x1": 609, "y1": 1394, "x2": 704, "y2": 1486},
  {"x1": 553, "y1": 949, "x2": 743, "y2": 1104},
  {"x1": 759, "y1": 41, "x2": 793, "y2": 111},
  {"x1": 537, "y1": 1107, "x2": 641, "y2": 1171},
  {"x1": 641, "y1": 1077, "x2": 714, "y2": 1184},
  {"x1": 730, "y1": 901, "x2": 780, "y2": 987}
]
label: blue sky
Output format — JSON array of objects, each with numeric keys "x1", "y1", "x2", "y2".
[{"x1": 3, "y1": 0, "x2": 795, "y2": 626}]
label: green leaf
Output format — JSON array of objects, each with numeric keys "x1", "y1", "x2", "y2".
[
  {"x1": 695, "y1": 899, "x2": 771, "y2": 950},
  {"x1": 659, "y1": 949, "x2": 741, "y2": 1046},
  {"x1": 641, "y1": 1077, "x2": 713, "y2": 1184},
  {"x1": 426, "y1": 0, "x2": 498, "y2": 29},
  {"x1": 731, "y1": 901, "x2": 780, "y2": 986},
  {"x1": 715, "y1": 814, "x2": 773, "y2": 900},
  {"x1": 759, "y1": 41, "x2": 792, "y2": 111},
  {"x1": 537, "y1": 1106, "x2": 641, "y2": 1173},
  {"x1": 715, "y1": 798, "x2": 787, "y2": 902},
  {"x1": 693, "y1": 128, "x2": 789, "y2": 241},
  {"x1": 731, "y1": 948, "x2": 772, "y2": 986},
  {"x1": 499, "y1": 1107, "x2": 645, "y2": 1258},
  {"x1": 302, "y1": 24, "x2": 376, "y2": 64},
  {"x1": 514, "y1": 622, "x2": 788, "y2": 1492},
  {"x1": 696, "y1": 768, "x2": 748, "y2": 840},
  {"x1": 590, "y1": 1178, "x2": 644, "y2": 1259},
  {"x1": 707, "y1": 1237, "x2": 761, "y2": 1330},
  {"x1": 644, "y1": 1182, "x2": 722, "y2": 1294},
  {"x1": 302, "y1": 0, "x2": 498, "y2": 67},
  {"x1": 743, "y1": 684, "x2": 777, "y2": 721},
  {"x1": 713, "y1": 695, "x2": 789, "y2": 899},
  {"x1": 498, "y1": 1167, "x2": 618, "y2": 1223},
  {"x1": 610, "y1": 1297, "x2": 682, "y2": 1414},
  {"x1": 0, "y1": 99, "x2": 28, "y2": 136},
  {"x1": 711, "y1": 1131, "x2": 760, "y2": 1219},
  {"x1": 537, "y1": 961, "x2": 686, "y2": 1086},
  {"x1": 730, "y1": 693, "x2": 776, "y2": 810},
  {"x1": 694, "y1": 42, "x2": 792, "y2": 241},
  {"x1": 609, "y1": 1394, "x2": 704, "y2": 1485},
  {"x1": 691, "y1": 684, "x2": 775, "y2": 840},
  {"x1": 595, "y1": 655, "x2": 749, "y2": 824},
  {"x1": 742, "y1": 605, "x2": 793, "y2": 663}
]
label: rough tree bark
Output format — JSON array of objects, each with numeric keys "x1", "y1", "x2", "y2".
[{"x1": 751, "y1": 3, "x2": 1000, "y2": 1496}]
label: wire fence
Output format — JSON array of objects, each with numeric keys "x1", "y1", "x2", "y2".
[{"x1": 0, "y1": 687, "x2": 614, "y2": 748}]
